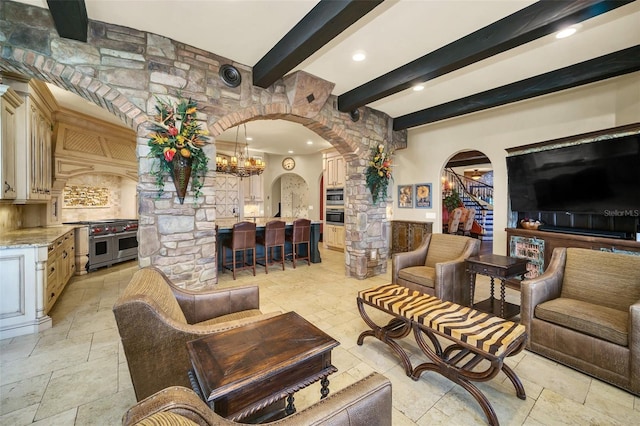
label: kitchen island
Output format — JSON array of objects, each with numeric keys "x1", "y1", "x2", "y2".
[
  {"x1": 0, "y1": 225, "x2": 77, "y2": 338},
  {"x1": 216, "y1": 218, "x2": 322, "y2": 271}
]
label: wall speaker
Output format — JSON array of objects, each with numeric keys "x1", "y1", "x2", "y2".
[{"x1": 219, "y1": 64, "x2": 241, "y2": 88}]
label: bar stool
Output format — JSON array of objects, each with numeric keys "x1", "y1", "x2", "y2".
[
  {"x1": 255, "y1": 220, "x2": 286, "y2": 274},
  {"x1": 221, "y1": 221, "x2": 256, "y2": 279},
  {"x1": 285, "y1": 218, "x2": 311, "y2": 268}
]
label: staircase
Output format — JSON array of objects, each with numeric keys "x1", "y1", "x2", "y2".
[{"x1": 443, "y1": 168, "x2": 494, "y2": 241}]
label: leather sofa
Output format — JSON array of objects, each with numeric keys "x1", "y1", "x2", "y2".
[
  {"x1": 392, "y1": 233, "x2": 480, "y2": 306},
  {"x1": 122, "y1": 373, "x2": 392, "y2": 426},
  {"x1": 521, "y1": 247, "x2": 640, "y2": 395},
  {"x1": 113, "y1": 266, "x2": 280, "y2": 401}
]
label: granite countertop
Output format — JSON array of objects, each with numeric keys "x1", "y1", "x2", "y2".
[
  {"x1": 0, "y1": 225, "x2": 78, "y2": 249},
  {"x1": 216, "y1": 217, "x2": 322, "y2": 229}
]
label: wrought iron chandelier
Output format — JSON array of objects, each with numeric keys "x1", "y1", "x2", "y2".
[{"x1": 215, "y1": 124, "x2": 265, "y2": 178}]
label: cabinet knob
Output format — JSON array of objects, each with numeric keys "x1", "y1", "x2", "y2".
[{"x1": 4, "y1": 181, "x2": 14, "y2": 194}]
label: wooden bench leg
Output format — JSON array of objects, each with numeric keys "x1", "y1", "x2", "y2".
[{"x1": 356, "y1": 297, "x2": 414, "y2": 376}]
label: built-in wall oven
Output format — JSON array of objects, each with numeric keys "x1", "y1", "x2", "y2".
[
  {"x1": 326, "y1": 188, "x2": 344, "y2": 205},
  {"x1": 326, "y1": 208, "x2": 345, "y2": 225}
]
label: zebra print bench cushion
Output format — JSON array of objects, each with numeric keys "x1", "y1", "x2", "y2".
[{"x1": 359, "y1": 284, "x2": 526, "y2": 357}]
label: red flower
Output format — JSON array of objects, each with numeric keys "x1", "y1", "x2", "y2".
[
  {"x1": 168, "y1": 126, "x2": 178, "y2": 136},
  {"x1": 164, "y1": 148, "x2": 176, "y2": 162}
]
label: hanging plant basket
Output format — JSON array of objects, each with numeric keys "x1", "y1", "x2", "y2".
[
  {"x1": 171, "y1": 154, "x2": 193, "y2": 204},
  {"x1": 365, "y1": 144, "x2": 393, "y2": 204}
]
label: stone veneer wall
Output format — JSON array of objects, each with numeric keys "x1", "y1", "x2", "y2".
[{"x1": 0, "y1": 1, "x2": 407, "y2": 287}]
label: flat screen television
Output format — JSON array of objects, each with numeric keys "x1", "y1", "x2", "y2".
[{"x1": 507, "y1": 134, "x2": 640, "y2": 214}]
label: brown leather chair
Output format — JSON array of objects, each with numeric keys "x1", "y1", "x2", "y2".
[
  {"x1": 447, "y1": 207, "x2": 463, "y2": 234},
  {"x1": 113, "y1": 266, "x2": 279, "y2": 401},
  {"x1": 122, "y1": 373, "x2": 392, "y2": 426},
  {"x1": 458, "y1": 207, "x2": 476, "y2": 236},
  {"x1": 222, "y1": 221, "x2": 256, "y2": 279},
  {"x1": 285, "y1": 218, "x2": 311, "y2": 268},
  {"x1": 521, "y1": 247, "x2": 640, "y2": 396},
  {"x1": 255, "y1": 220, "x2": 285, "y2": 273},
  {"x1": 392, "y1": 233, "x2": 480, "y2": 306}
]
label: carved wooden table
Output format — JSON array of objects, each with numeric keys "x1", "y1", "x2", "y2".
[
  {"x1": 466, "y1": 254, "x2": 528, "y2": 319},
  {"x1": 187, "y1": 311, "x2": 339, "y2": 423}
]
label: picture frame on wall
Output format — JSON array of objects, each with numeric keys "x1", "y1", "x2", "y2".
[
  {"x1": 415, "y1": 183, "x2": 432, "y2": 208},
  {"x1": 398, "y1": 184, "x2": 413, "y2": 208}
]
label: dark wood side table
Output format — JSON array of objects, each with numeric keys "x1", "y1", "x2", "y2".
[
  {"x1": 186, "y1": 311, "x2": 339, "y2": 423},
  {"x1": 466, "y1": 254, "x2": 528, "y2": 319}
]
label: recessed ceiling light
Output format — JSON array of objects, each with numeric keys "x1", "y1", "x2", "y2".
[
  {"x1": 245, "y1": 136, "x2": 253, "y2": 141},
  {"x1": 352, "y1": 51, "x2": 366, "y2": 62},
  {"x1": 556, "y1": 27, "x2": 577, "y2": 39},
  {"x1": 288, "y1": 150, "x2": 294, "y2": 154},
  {"x1": 306, "y1": 140, "x2": 313, "y2": 145},
  {"x1": 413, "y1": 85, "x2": 425, "y2": 91}
]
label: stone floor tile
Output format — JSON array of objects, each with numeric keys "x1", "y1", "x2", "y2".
[
  {"x1": 0, "y1": 372, "x2": 50, "y2": 415},
  {"x1": 528, "y1": 388, "x2": 621, "y2": 425}
]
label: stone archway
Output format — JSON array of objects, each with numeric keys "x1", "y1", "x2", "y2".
[{"x1": 1, "y1": 1, "x2": 406, "y2": 287}]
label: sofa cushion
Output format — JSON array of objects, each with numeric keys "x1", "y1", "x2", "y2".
[
  {"x1": 424, "y1": 234, "x2": 469, "y2": 267},
  {"x1": 121, "y1": 268, "x2": 187, "y2": 324},
  {"x1": 134, "y1": 411, "x2": 197, "y2": 425},
  {"x1": 562, "y1": 248, "x2": 640, "y2": 312},
  {"x1": 535, "y1": 297, "x2": 629, "y2": 346},
  {"x1": 397, "y1": 266, "x2": 436, "y2": 288}
]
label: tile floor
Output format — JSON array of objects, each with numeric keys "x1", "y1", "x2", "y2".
[{"x1": 1, "y1": 245, "x2": 639, "y2": 425}]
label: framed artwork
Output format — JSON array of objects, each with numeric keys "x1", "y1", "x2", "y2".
[
  {"x1": 414, "y1": 183, "x2": 432, "y2": 208},
  {"x1": 398, "y1": 184, "x2": 413, "y2": 208}
]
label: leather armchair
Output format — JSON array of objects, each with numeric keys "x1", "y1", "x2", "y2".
[
  {"x1": 113, "y1": 266, "x2": 280, "y2": 401},
  {"x1": 521, "y1": 247, "x2": 640, "y2": 396},
  {"x1": 392, "y1": 233, "x2": 480, "y2": 306},
  {"x1": 122, "y1": 373, "x2": 392, "y2": 426}
]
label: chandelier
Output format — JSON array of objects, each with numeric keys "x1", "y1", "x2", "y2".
[{"x1": 215, "y1": 124, "x2": 265, "y2": 178}]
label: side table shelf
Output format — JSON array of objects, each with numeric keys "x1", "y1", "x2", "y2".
[{"x1": 466, "y1": 254, "x2": 528, "y2": 319}]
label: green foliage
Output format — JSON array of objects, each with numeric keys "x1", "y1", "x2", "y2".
[{"x1": 365, "y1": 144, "x2": 393, "y2": 204}]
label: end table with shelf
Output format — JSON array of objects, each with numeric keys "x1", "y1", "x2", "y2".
[{"x1": 466, "y1": 254, "x2": 528, "y2": 319}]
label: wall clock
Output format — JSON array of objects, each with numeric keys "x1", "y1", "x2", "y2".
[{"x1": 282, "y1": 157, "x2": 296, "y2": 171}]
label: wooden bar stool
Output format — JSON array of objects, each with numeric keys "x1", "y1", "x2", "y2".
[
  {"x1": 222, "y1": 221, "x2": 256, "y2": 279},
  {"x1": 285, "y1": 218, "x2": 311, "y2": 268},
  {"x1": 256, "y1": 220, "x2": 285, "y2": 273}
]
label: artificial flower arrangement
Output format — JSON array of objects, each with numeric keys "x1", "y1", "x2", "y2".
[
  {"x1": 365, "y1": 144, "x2": 393, "y2": 204},
  {"x1": 147, "y1": 96, "x2": 209, "y2": 202}
]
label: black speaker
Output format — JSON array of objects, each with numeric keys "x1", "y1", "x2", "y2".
[
  {"x1": 219, "y1": 64, "x2": 241, "y2": 88},
  {"x1": 349, "y1": 109, "x2": 360, "y2": 122}
]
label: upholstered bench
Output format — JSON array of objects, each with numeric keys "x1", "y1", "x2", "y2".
[{"x1": 357, "y1": 284, "x2": 527, "y2": 426}]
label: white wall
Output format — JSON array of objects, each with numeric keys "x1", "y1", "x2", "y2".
[{"x1": 392, "y1": 72, "x2": 640, "y2": 255}]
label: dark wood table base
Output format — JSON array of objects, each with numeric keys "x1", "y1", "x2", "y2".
[{"x1": 357, "y1": 284, "x2": 527, "y2": 426}]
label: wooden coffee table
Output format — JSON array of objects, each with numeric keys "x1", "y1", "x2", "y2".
[{"x1": 186, "y1": 311, "x2": 339, "y2": 423}]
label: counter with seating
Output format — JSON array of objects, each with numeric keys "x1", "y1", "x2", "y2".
[{"x1": 216, "y1": 218, "x2": 322, "y2": 278}]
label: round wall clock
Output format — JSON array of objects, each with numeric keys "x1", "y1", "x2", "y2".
[{"x1": 282, "y1": 157, "x2": 296, "y2": 171}]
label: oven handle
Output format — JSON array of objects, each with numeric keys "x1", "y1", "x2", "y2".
[
  {"x1": 90, "y1": 234, "x2": 113, "y2": 240},
  {"x1": 116, "y1": 231, "x2": 138, "y2": 238}
]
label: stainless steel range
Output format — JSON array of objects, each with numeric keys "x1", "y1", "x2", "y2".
[{"x1": 64, "y1": 219, "x2": 138, "y2": 271}]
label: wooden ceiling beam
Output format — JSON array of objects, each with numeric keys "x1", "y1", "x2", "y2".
[
  {"x1": 337, "y1": 0, "x2": 633, "y2": 113},
  {"x1": 46, "y1": 0, "x2": 88, "y2": 42},
  {"x1": 393, "y1": 45, "x2": 640, "y2": 131},
  {"x1": 253, "y1": 0, "x2": 383, "y2": 89}
]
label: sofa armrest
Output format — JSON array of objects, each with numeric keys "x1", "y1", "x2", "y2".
[
  {"x1": 432, "y1": 239, "x2": 479, "y2": 305},
  {"x1": 392, "y1": 235, "x2": 431, "y2": 284},
  {"x1": 520, "y1": 247, "x2": 566, "y2": 345},
  {"x1": 172, "y1": 285, "x2": 261, "y2": 325},
  {"x1": 123, "y1": 373, "x2": 392, "y2": 426}
]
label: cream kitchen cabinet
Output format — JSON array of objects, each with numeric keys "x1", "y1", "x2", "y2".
[
  {"x1": 242, "y1": 174, "x2": 263, "y2": 202},
  {"x1": 325, "y1": 151, "x2": 345, "y2": 189},
  {"x1": 324, "y1": 224, "x2": 345, "y2": 251},
  {"x1": 0, "y1": 85, "x2": 23, "y2": 200},
  {"x1": 0, "y1": 227, "x2": 76, "y2": 338}
]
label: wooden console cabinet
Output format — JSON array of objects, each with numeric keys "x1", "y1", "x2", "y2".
[
  {"x1": 390, "y1": 221, "x2": 433, "y2": 254},
  {"x1": 506, "y1": 228, "x2": 640, "y2": 275}
]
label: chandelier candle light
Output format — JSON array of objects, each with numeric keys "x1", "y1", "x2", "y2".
[
  {"x1": 215, "y1": 124, "x2": 266, "y2": 178},
  {"x1": 365, "y1": 144, "x2": 393, "y2": 204},
  {"x1": 148, "y1": 96, "x2": 210, "y2": 204}
]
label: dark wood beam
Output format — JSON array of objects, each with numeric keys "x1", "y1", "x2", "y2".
[
  {"x1": 338, "y1": 0, "x2": 633, "y2": 113},
  {"x1": 253, "y1": 0, "x2": 384, "y2": 88},
  {"x1": 393, "y1": 45, "x2": 640, "y2": 131},
  {"x1": 47, "y1": 0, "x2": 88, "y2": 42}
]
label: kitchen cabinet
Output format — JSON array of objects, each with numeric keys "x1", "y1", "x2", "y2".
[
  {"x1": 0, "y1": 85, "x2": 23, "y2": 200},
  {"x1": 45, "y1": 230, "x2": 75, "y2": 313},
  {"x1": 324, "y1": 224, "x2": 345, "y2": 251},
  {"x1": 390, "y1": 220, "x2": 433, "y2": 254},
  {"x1": 325, "y1": 151, "x2": 345, "y2": 188},
  {"x1": 0, "y1": 227, "x2": 76, "y2": 338},
  {"x1": 242, "y1": 174, "x2": 263, "y2": 202}
]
